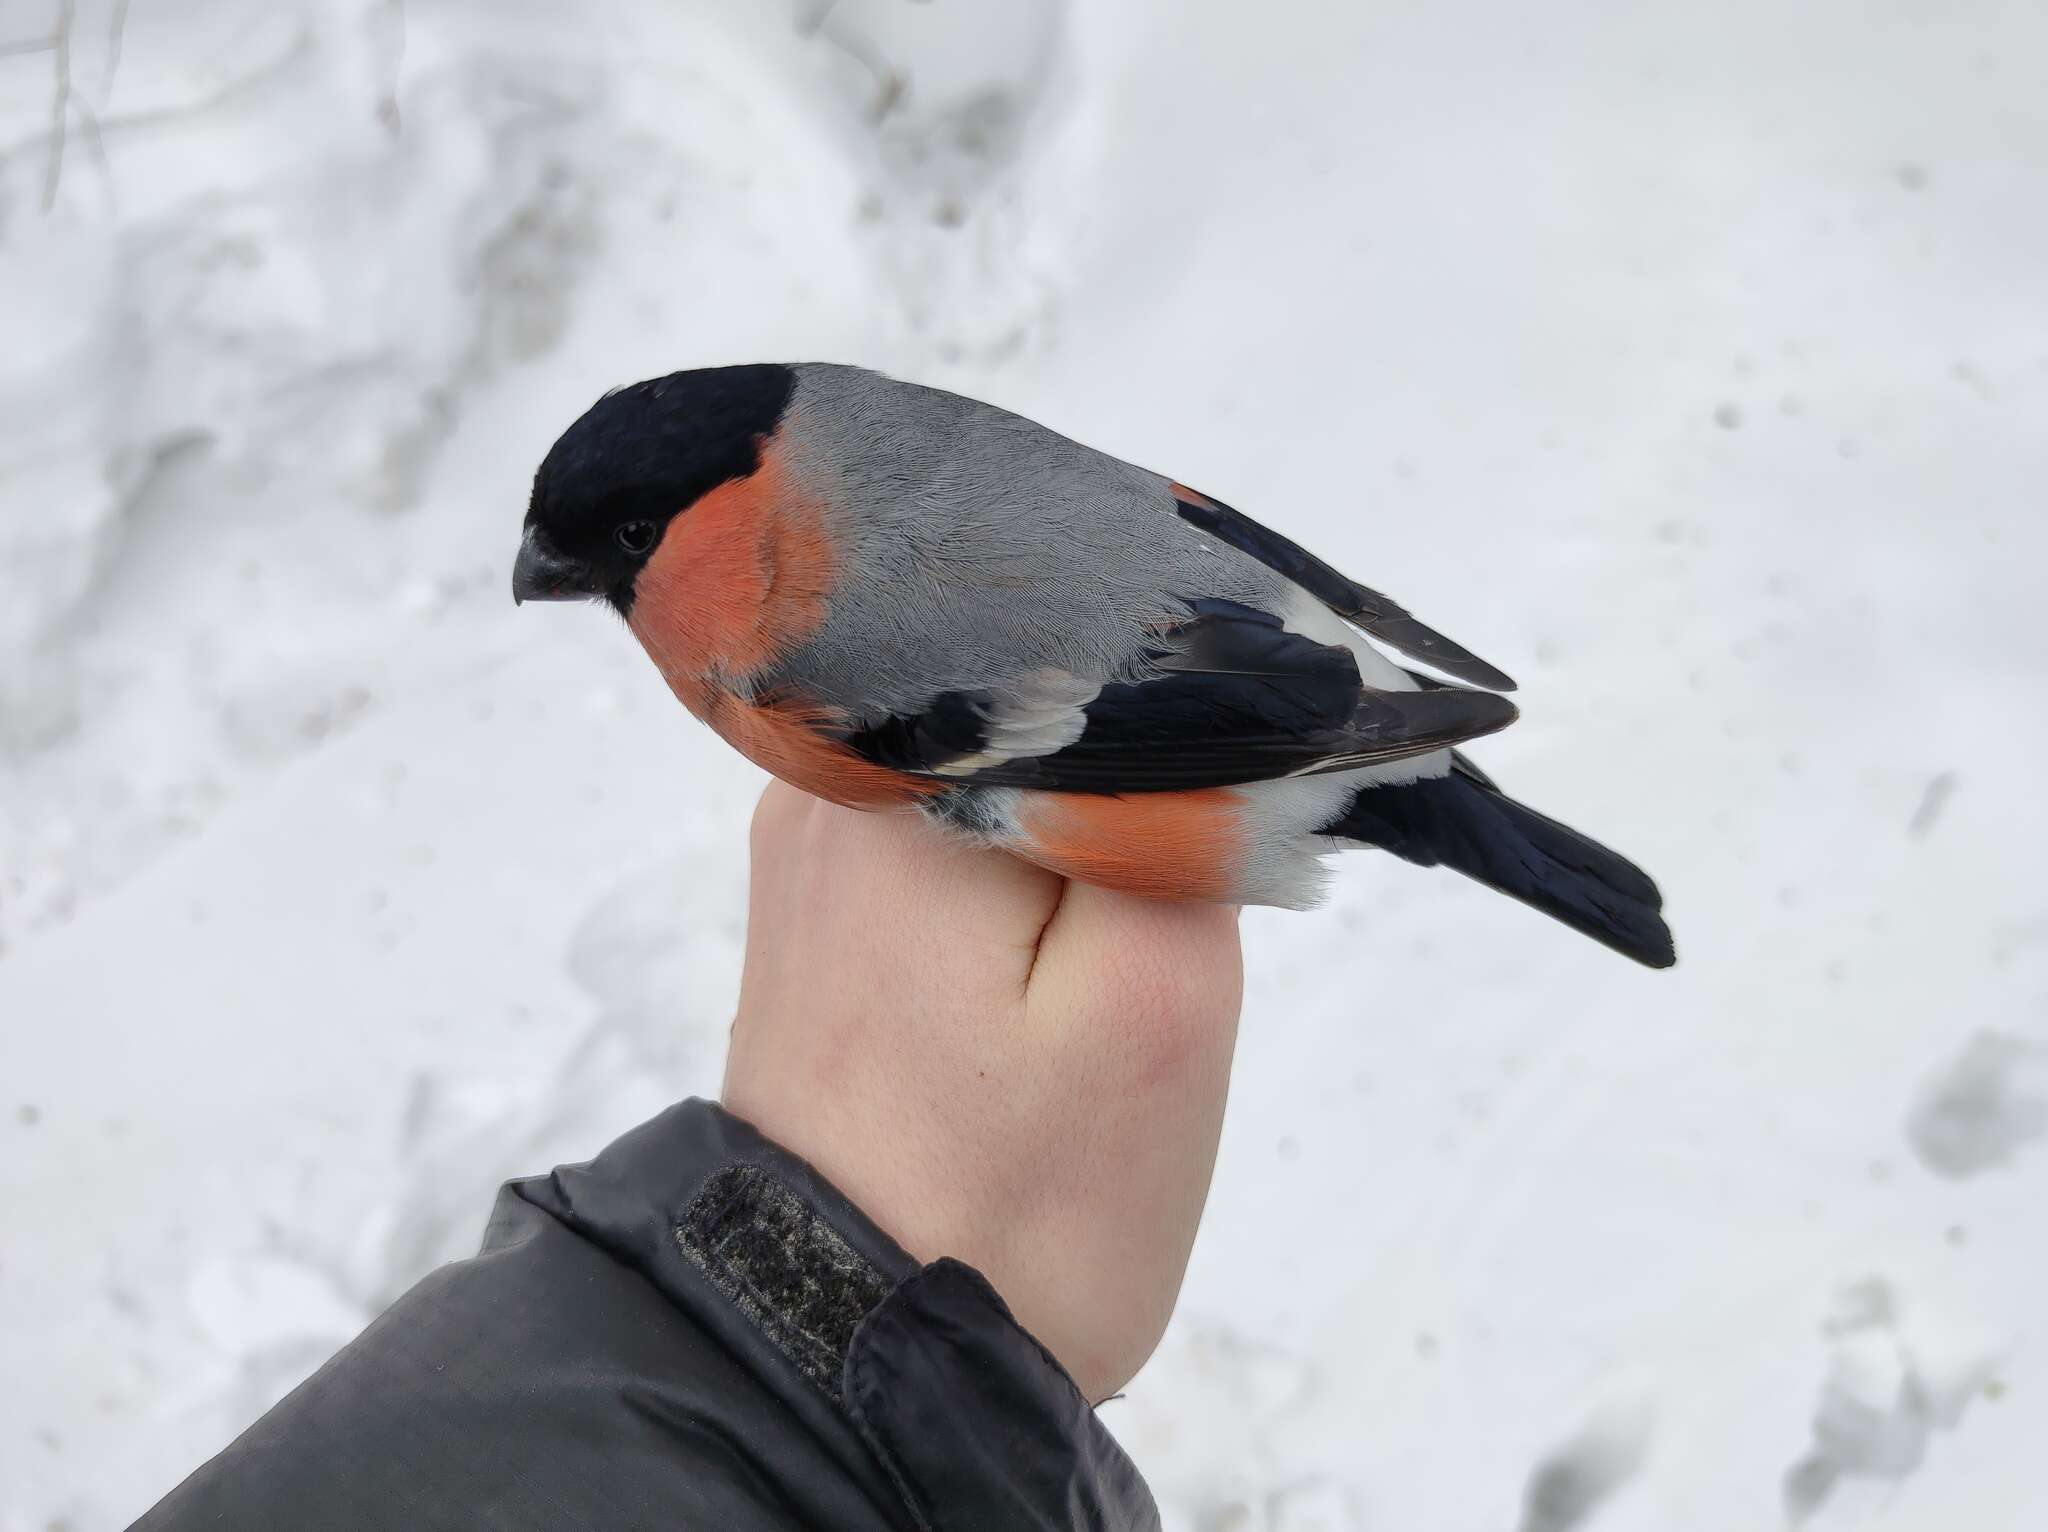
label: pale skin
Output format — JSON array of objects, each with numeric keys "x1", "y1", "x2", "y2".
[{"x1": 723, "y1": 780, "x2": 1245, "y2": 1404}]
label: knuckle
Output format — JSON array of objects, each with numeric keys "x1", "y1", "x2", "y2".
[{"x1": 1105, "y1": 927, "x2": 1240, "y2": 1087}]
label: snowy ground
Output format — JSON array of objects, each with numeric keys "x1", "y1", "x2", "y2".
[{"x1": 4, "y1": 1, "x2": 2046, "y2": 1527}]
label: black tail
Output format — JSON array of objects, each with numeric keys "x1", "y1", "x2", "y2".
[{"x1": 1329, "y1": 757, "x2": 1676, "y2": 968}]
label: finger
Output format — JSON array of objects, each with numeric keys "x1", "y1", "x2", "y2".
[{"x1": 1026, "y1": 881, "x2": 1243, "y2": 1077}]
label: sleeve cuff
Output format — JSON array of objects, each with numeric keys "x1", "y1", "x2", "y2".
[{"x1": 511, "y1": 1098, "x2": 1160, "y2": 1531}]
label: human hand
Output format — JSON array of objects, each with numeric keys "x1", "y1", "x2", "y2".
[{"x1": 721, "y1": 781, "x2": 1244, "y2": 1404}]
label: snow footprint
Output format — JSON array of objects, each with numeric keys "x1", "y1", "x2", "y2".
[{"x1": 1782, "y1": 1277, "x2": 2003, "y2": 1522}]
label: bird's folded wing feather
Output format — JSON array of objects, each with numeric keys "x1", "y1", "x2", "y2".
[
  {"x1": 1168, "y1": 483, "x2": 1518, "y2": 693},
  {"x1": 838, "y1": 598, "x2": 1516, "y2": 794}
]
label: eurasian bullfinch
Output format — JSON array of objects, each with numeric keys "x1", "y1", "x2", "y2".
[{"x1": 512, "y1": 364, "x2": 1675, "y2": 968}]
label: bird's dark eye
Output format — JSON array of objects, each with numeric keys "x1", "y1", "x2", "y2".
[{"x1": 615, "y1": 520, "x2": 658, "y2": 555}]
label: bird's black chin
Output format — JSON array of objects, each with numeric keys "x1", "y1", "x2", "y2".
[{"x1": 512, "y1": 526, "x2": 602, "y2": 605}]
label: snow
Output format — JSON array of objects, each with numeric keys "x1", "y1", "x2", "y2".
[{"x1": 3, "y1": 0, "x2": 2045, "y2": 1527}]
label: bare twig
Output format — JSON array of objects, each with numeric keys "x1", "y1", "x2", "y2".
[
  {"x1": 801, "y1": 3, "x2": 908, "y2": 123},
  {"x1": 103, "y1": 0, "x2": 129, "y2": 99},
  {"x1": 73, "y1": 90, "x2": 108, "y2": 184},
  {"x1": 40, "y1": 0, "x2": 75, "y2": 211},
  {"x1": 0, "y1": 34, "x2": 56, "y2": 59},
  {"x1": 374, "y1": 0, "x2": 405, "y2": 133}
]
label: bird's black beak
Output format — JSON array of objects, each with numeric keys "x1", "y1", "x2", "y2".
[{"x1": 512, "y1": 526, "x2": 598, "y2": 605}]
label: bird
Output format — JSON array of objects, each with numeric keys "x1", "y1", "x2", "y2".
[{"x1": 513, "y1": 363, "x2": 1674, "y2": 968}]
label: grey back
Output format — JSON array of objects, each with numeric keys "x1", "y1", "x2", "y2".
[{"x1": 765, "y1": 364, "x2": 1292, "y2": 720}]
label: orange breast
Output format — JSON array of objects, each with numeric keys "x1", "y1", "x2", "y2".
[
  {"x1": 626, "y1": 438, "x2": 838, "y2": 684},
  {"x1": 696, "y1": 687, "x2": 943, "y2": 810},
  {"x1": 624, "y1": 437, "x2": 938, "y2": 808},
  {"x1": 1011, "y1": 788, "x2": 1246, "y2": 902}
]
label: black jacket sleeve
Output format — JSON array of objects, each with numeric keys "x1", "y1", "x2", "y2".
[{"x1": 129, "y1": 1099, "x2": 1160, "y2": 1531}]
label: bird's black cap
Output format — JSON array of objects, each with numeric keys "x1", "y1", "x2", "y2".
[{"x1": 515, "y1": 363, "x2": 797, "y2": 611}]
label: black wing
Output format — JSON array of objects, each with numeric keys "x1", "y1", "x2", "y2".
[
  {"x1": 843, "y1": 599, "x2": 1516, "y2": 795},
  {"x1": 1169, "y1": 483, "x2": 1517, "y2": 693}
]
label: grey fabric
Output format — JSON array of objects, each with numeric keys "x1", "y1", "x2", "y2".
[
  {"x1": 848, "y1": 1260, "x2": 1163, "y2": 1532},
  {"x1": 129, "y1": 1098, "x2": 1162, "y2": 1531}
]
